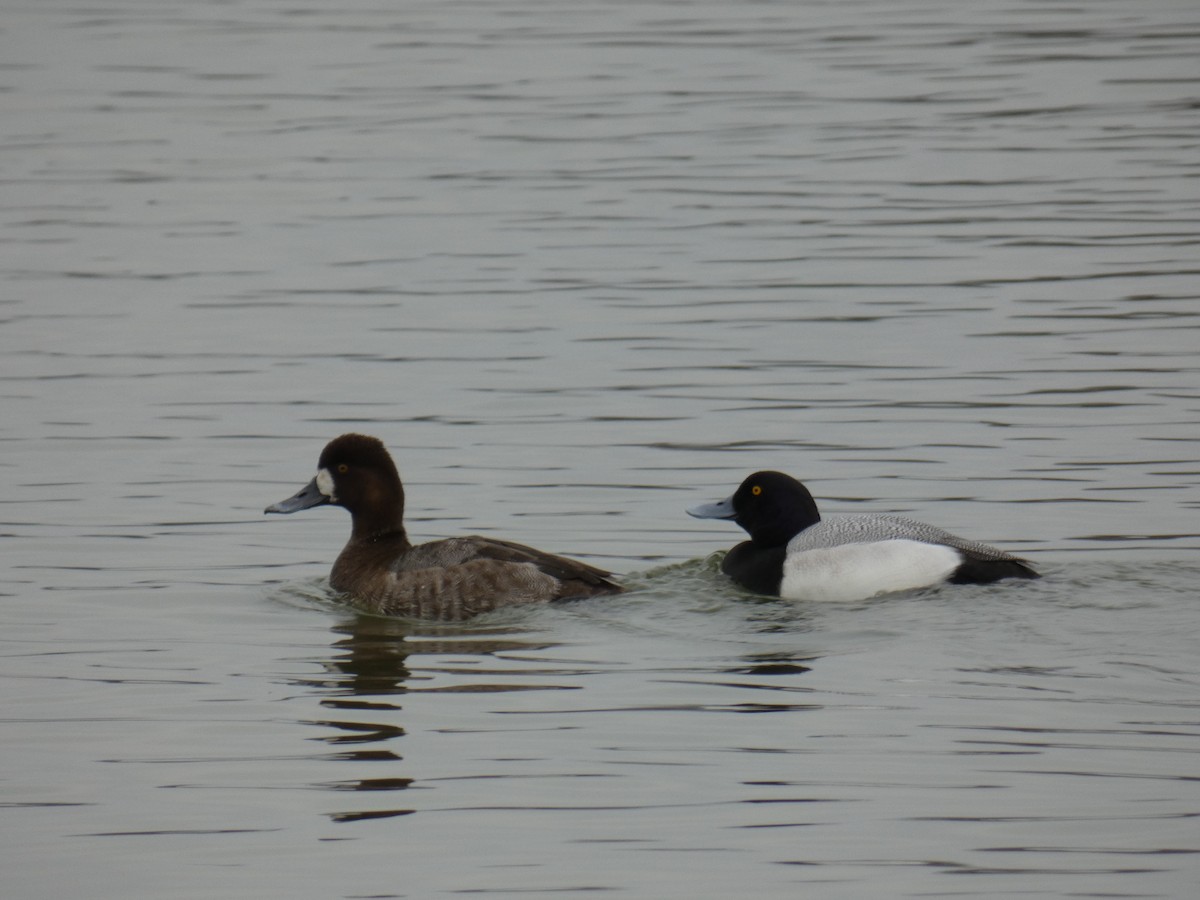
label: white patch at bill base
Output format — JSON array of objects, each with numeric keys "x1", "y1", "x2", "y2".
[{"x1": 315, "y1": 468, "x2": 337, "y2": 501}]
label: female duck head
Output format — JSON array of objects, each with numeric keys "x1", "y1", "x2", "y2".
[{"x1": 265, "y1": 433, "x2": 406, "y2": 536}]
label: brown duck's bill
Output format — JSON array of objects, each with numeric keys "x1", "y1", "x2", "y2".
[{"x1": 265, "y1": 477, "x2": 329, "y2": 515}]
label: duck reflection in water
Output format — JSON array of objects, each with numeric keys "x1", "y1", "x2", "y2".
[
  {"x1": 319, "y1": 614, "x2": 555, "y2": 699},
  {"x1": 292, "y1": 614, "x2": 560, "y2": 823}
]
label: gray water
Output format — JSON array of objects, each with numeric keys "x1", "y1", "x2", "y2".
[{"x1": 3, "y1": 0, "x2": 1199, "y2": 897}]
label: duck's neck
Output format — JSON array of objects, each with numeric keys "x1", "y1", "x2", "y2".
[
  {"x1": 348, "y1": 478, "x2": 410, "y2": 544},
  {"x1": 345, "y1": 494, "x2": 410, "y2": 545},
  {"x1": 350, "y1": 519, "x2": 411, "y2": 546},
  {"x1": 749, "y1": 507, "x2": 819, "y2": 548}
]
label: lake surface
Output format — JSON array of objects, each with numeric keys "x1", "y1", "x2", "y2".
[{"x1": 3, "y1": 0, "x2": 1199, "y2": 897}]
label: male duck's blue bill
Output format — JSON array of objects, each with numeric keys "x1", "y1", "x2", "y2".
[
  {"x1": 688, "y1": 471, "x2": 1038, "y2": 601},
  {"x1": 265, "y1": 433, "x2": 623, "y2": 620},
  {"x1": 686, "y1": 497, "x2": 735, "y2": 520}
]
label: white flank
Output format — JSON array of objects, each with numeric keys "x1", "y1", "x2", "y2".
[
  {"x1": 780, "y1": 539, "x2": 961, "y2": 602},
  {"x1": 315, "y1": 468, "x2": 337, "y2": 501}
]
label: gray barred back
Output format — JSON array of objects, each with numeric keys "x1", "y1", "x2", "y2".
[{"x1": 788, "y1": 514, "x2": 1025, "y2": 563}]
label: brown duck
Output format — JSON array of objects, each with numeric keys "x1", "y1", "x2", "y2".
[{"x1": 266, "y1": 434, "x2": 622, "y2": 620}]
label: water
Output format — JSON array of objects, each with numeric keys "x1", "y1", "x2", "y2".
[{"x1": 3, "y1": 0, "x2": 1199, "y2": 896}]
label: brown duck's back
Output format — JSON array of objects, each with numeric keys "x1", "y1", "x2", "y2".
[{"x1": 331, "y1": 534, "x2": 622, "y2": 620}]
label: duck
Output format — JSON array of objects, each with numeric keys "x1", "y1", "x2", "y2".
[
  {"x1": 687, "y1": 471, "x2": 1038, "y2": 601},
  {"x1": 265, "y1": 433, "x2": 623, "y2": 620}
]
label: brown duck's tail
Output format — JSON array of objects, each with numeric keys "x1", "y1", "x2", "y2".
[{"x1": 555, "y1": 574, "x2": 625, "y2": 601}]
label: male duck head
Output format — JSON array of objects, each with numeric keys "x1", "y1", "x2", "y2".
[{"x1": 687, "y1": 471, "x2": 820, "y2": 547}]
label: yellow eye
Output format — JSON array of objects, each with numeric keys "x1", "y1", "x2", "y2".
[
  {"x1": 337, "y1": 463, "x2": 349, "y2": 474},
  {"x1": 751, "y1": 485, "x2": 762, "y2": 496}
]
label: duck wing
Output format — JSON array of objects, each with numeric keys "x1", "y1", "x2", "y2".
[
  {"x1": 395, "y1": 536, "x2": 622, "y2": 597},
  {"x1": 792, "y1": 514, "x2": 1038, "y2": 578},
  {"x1": 462, "y1": 536, "x2": 624, "y2": 595}
]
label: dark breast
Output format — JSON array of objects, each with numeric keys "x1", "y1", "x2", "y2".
[{"x1": 721, "y1": 541, "x2": 787, "y2": 596}]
